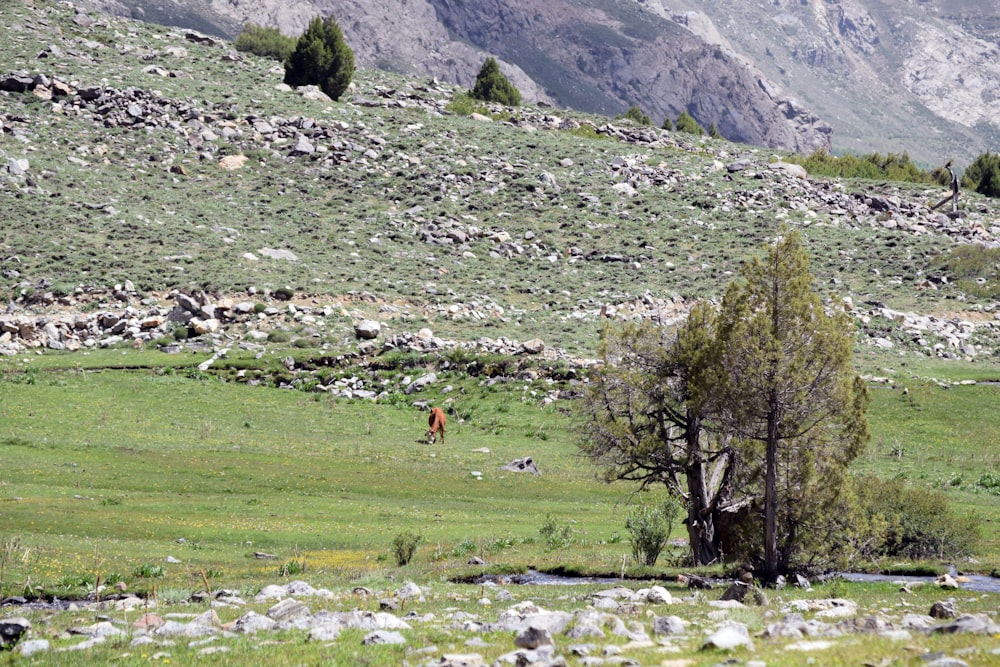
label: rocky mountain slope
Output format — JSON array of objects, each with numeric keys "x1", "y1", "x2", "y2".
[
  {"x1": 2, "y1": 0, "x2": 1000, "y2": 366},
  {"x1": 77, "y1": 0, "x2": 999, "y2": 165},
  {"x1": 78, "y1": 0, "x2": 834, "y2": 153}
]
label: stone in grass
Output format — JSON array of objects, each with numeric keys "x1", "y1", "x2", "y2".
[
  {"x1": 514, "y1": 626, "x2": 553, "y2": 649},
  {"x1": 17, "y1": 639, "x2": 49, "y2": 657},
  {"x1": 0, "y1": 618, "x2": 30, "y2": 648},
  {"x1": 652, "y1": 615, "x2": 688, "y2": 636},
  {"x1": 362, "y1": 630, "x2": 407, "y2": 645},
  {"x1": 435, "y1": 655, "x2": 485, "y2": 667},
  {"x1": 354, "y1": 319, "x2": 381, "y2": 339},
  {"x1": 231, "y1": 611, "x2": 277, "y2": 634},
  {"x1": 267, "y1": 598, "x2": 310, "y2": 622},
  {"x1": 930, "y1": 600, "x2": 956, "y2": 619},
  {"x1": 701, "y1": 623, "x2": 752, "y2": 651}
]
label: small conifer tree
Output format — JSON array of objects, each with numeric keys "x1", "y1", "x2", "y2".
[
  {"x1": 708, "y1": 122, "x2": 722, "y2": 139},
  {"x1": 618, "y1": 105, "x2": 652, "y2": 126},
  {"x1": 470, "y1": 57, "x2": 521, "y2": 106},
  {"x1": 675, "y1": 111, "x2": 705, "y2": 135},
  {"x1": 284, "y1": 15, "x2": 354, "y2": 101},
  {"x1": 661, "y1": 116, "x2": 674, "y2": 131}
]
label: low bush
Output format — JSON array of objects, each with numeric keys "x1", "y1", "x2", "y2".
[
  {"x1": 392, "y1": 531, "x2": 422, "y2": 566},
  {"x1": 854, "y1": 476, "x2": 981, "y2": 560},
  {"x1": 234, "y1": 23, "x2": 296, "y2": 62},
  {"x1": 625, "y1": 498, "x2": 681, "y2": 566},
  {"x1": 675, "y1": 111, "x2": 705, "y2": 135},
  {"x1": 278, "y1": 559, "x2": 306, "y2": 576},
  {"x1": 539, "y1": 515, "x2": 574, "y2": 550},
  {"x1": 791, "y1": 149, "x2": 932, "y2": 183},
  {"x1": 132, "y1": 563, "x2": 165, "y2": 578}
]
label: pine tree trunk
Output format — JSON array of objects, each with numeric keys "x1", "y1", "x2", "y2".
[
  {"x1": 763, "y1": 407, "x2": 779, "y2": 582},
  {"x1": 685, "y1": 413, "x2": 721, "y2": 566}
]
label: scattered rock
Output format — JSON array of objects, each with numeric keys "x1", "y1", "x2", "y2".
[
  {"x1": 701, "y1": 623, "x2": 752, "y2": 651},
  {"x1": 0, "y1": 617, "x2": 30, "y2": 648},
  {"x1": 500, "y1": 457, "x2": 539, "y2": 474},
  {"x1": 930, "y1": 600, "x2": 956, "y2": 619},
  {"x1": 354, "y1": 319, "x2": 381, "y2": 340}
]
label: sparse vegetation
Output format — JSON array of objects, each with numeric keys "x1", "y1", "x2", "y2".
[
  {"x1": 392, "y1": 531, "x2": 422, "y2": 566},
  {"x1": 625, "y1": 499, "x2": 680, "y2": 566},
  {"x1": 791, "y1": 149, "x2": 933, "y2": 182},
  {"x1": 234, "y1": 23, "x2": 296, "y2": 61}
]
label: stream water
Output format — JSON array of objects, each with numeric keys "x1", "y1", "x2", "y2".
[{"x1": 469, "y1": 570, "x2": 1000, "y2": 593}]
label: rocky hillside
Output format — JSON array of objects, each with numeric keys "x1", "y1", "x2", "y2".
[
  {"x1": 2, "y1": 0, "x2": 1000, "y2": 366},
  {"x1": 77, "y1": 0, "x2": 999, "y2": 166},
  {"x1": 77, "y1": 0, "x2": 833, "y2": 153}
]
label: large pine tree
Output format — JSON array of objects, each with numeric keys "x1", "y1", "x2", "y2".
[{"x1": 714, "y1": 230, "x2": 868, "y2": 581}]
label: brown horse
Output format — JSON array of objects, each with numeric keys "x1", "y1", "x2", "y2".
[{"x1": 426, "y1": 407, "x2": 446, "y2": 444}]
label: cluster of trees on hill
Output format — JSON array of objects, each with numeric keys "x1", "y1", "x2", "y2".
[
  {"x1": 617, "y1": 105, "x2": 720, "y2": 138},
  {"x1": 789, "y1": 149, "x2": 1000, "y2": 200},
  {"x1": 578, "y1": 232, "x2": 978, "y2": 580},
  {"x1": 235, "y1": 14, "x2": 355, "y2": 101}
]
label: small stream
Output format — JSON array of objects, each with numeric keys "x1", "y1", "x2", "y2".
[
  {"x1": 838, "y1": 572, "x2": 1000, "y2": 593},
  {"x1": 468, "y1": 570, "x2": 1000, "y2": 593}
]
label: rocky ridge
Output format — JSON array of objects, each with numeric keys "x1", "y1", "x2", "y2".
[{"x1": 2, "y1": 578, "x2": 998, "y2": 664}]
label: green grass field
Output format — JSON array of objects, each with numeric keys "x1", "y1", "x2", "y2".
[
  {"x1": 2, "y1": 351, "x2": 998, "y2": 594},
  {"x1": 1, "y1": 355, "x2": 1000, "y2": 665}
]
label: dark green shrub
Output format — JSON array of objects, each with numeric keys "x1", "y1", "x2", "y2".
[
  {"x1": 625, "y1": 499, "x2": 681, "y2": 566},
  {"x1": 267, "y1": 330, "x2": 292, "y2": 343},
  {"x1": 661, "y1": 117, "x2": 673, "y2": 131},
  {"x1": 272, "y1": 286, "x2": 295, "y2": 301},
  {"x1": 284, "y1": 15, "x2": 354, "y2": 100},
  {"x1": 278, "y1": 559, "x2": 306, "y2": 576},
  {"x1": 708, "y1": 122, "x2": 722, "y2": 139},
  {"x1": 854, "y1": 476, "x2": 981, "y2": 560},
  {"x1": 470, "y1": 57, "x2": 521, "y2": 106},
  {"x1": 962, "y1": 152, "x2": 1000, "y2": 198},
  {"x1": 234, "y1": 23, "x2": 296, "y2": 61},
  {"x1": 392, "y1": 531, "x2": 422, "y2": 566},
  {"x1": 792, "y1": 149, "x2": 932, "y2": 183},
  {"x1": 675, "y1": 111, "x2": 705, "y2": 135},
  {"x1": 617, "y1": 105, "x2": 651, "y2": 126}
]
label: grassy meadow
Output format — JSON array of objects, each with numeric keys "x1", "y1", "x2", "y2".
[
  {"x1": 2, "y1": 351, "x2": 1000, "y2": 666},
  {"x1": 1, "y1": 349, "x2": 1000, "y2": 591}
]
